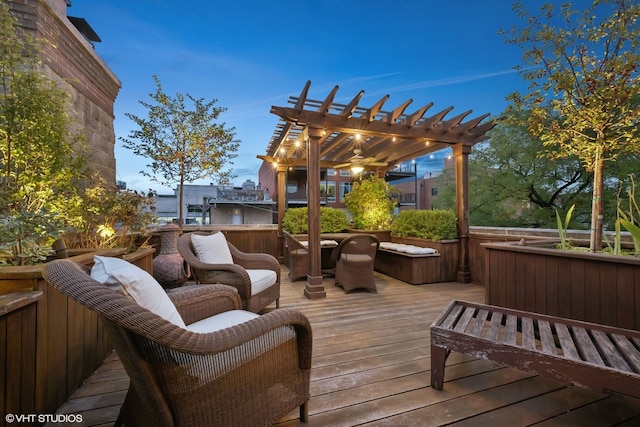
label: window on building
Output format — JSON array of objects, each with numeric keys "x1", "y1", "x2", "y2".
[
  {"x1": 326, "y1": 182, "x2": 336, "y2": 202},
  {"x1": 327, "y1": 168, "x2": 336, "y2": 176},
  {"x1": 339, "y1": 169, "x2": 351, "y2": 177},
  {"x1": 339, "y1": 182, "x2": 353, "y2": 200},
  {"x1": 431, "y1": 187, "x2": 438, "y2": 196}
]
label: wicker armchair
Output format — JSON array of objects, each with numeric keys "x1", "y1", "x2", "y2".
[
  {"x1": 42, "y1": 259, "x2": 312, "y2": 427},
  {"x1": 333, "y1": 234, "x2": 380, "y2": 293},
  {"x1": 283, "y1": 231, "x2": 309, "y2": 281},
  {"x1": 178, "y1": 231, "x2": 280, "y2": 313}
]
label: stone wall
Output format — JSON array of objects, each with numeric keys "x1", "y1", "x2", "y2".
[{"x1": 8, "y1": 0, "x2": 121, "y2": 184}]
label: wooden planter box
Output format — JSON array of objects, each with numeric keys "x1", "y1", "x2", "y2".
[
  {"x1": 376, "y1": 236, "x2": 460, "y2": 284},
  {"x1": 0, "y1": 247, "x2": 155, "y2": 418},
  {"x1": 483, "y1": 242, "x2": 640, "y2": 330},
  {"x1": 374, "y1": 249, "x2": 442, "y2": 284}
]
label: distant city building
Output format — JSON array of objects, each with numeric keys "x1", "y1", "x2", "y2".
[{"x1": 153, "y1": 181, "x2": 275, "y2": 225}]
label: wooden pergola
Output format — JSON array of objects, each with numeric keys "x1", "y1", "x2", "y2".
[{"x1": 261, "y1": 81, "x2": 494, "y2": 299}]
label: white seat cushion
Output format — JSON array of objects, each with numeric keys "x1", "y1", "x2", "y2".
[
  {"x1": 247, "y1": 269, "x2": 277, "y2": 295},
  {"x1": 91, "y1": 256, "x2": 186, "y2": 328},
  {"x1": 186, "y1": 310, "x2": 259, "y2": 333},
  {"x1": 191, "y1": 232, "x2": 233, "y2": 264}
]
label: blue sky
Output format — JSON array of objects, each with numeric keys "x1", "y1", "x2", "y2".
[{"x1": 67, "y1": 0, "x2": 590, "y2": 193}]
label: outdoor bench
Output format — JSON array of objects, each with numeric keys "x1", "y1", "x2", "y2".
[
  {"x1": 374, "y1": 243, "x2": 441, "y2": 285},
  {"x1": 430, "y1": 300, "x2": 640, "y2": 400}
]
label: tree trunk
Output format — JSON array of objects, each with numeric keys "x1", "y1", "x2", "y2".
[
  {"x1": 178, "y1": 178, "x2": 185, "y2": 225},
  {"x1": 589, "y1": 150, "x2": 604, "y2": 252}
]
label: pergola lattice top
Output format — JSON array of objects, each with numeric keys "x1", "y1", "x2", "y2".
[{"x1": 263, "y1": 81, "x2": 495, "y2": 171}]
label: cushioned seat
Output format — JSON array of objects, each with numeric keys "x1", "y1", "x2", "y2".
[{"x1": 178, "y1": 231, "x2": 280, "y2": 313}]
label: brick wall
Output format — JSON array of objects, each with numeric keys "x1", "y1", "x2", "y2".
[{"x1": 8, "y1": 0, "x2": 121, "y2": 184}]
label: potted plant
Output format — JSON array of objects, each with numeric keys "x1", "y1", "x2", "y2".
[{"x1": 342, "y1": 176, "x2": 397, "y2": 241}]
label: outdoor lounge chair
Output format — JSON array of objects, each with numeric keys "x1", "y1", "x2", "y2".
[
  {"x1": 42, "y1": 259, "x2": 312, "y2": 426},
  {"x1": 333, "y1": 234, "x2": 380, "y2": 293},
  {"x1": 178, "y1": 231, "x2": 280, "y2": 313}
]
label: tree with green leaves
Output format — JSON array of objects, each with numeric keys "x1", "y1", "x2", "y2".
[
  {"x1": 1, "y1": 4, "x2": 88, "y2": 265},
  {"x1": 0, "y1": 3, "x2": 86, "y2": 215},
  {"x1": 502, "y1": 0, "x2": 640, "y2": 251},
  {"x1": 121, "y1": 75, "x2": 240, "y2": 224}
]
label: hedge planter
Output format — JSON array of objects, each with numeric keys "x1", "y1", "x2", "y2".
[{"x1": 483, "y1": 241, "x2": 640, "y2": 331}]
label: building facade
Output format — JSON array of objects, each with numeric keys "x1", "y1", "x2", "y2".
[
  {"x1": 154, "y1": 181, "x2": 276, "y2": 225},
  {"x1": 9, "y1": 0, "x2": 120, "y2": 184}
]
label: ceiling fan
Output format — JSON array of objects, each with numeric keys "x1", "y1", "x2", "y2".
[{"x1": 334, "y1": 148, "x2": 388, "y2": 173}]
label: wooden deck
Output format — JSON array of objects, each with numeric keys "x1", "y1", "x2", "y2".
[{"x1": 51, "y1": 268, "x2": 640, "y2": 426}]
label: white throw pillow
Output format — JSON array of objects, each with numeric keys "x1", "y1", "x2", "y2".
[
  {"x1": 91, "y1": 255, "x2": 186, "y2": 328},
  {"x1": 191, "y1": 232, "x2": 233, "y2": 264}
]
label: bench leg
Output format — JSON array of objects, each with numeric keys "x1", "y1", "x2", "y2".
[{"x1": 431, "y1": 342, "x2": 448, "y2": 390}]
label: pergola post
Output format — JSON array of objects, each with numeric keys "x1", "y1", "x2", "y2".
[
  {"x1": 454, "y1": 143, "x2": 472, "y2": 283},
  {"x1": 304, "y1": 126, "x2": 326, "y2": 299},
  {"x1": 276, "y1": 164, "x2": 288, "y2": 231}
]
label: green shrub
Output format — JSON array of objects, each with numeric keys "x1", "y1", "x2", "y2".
[
  {"x1": 282, "y1": 207, "x2": 349, "y2": 234},
  {"x1": 390, "y1": 209, "x2": 458, "y2": 241},
  {"x1": 343, "y1": 176, "x2": 398, "y2": 230}
]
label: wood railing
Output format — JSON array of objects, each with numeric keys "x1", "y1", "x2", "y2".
[
  {"x1": 3, "y1": 224, "x2": 635, "y2": 421},
  {"x1": 0, "y1": 248, "x2": 155, "y2": 423}
]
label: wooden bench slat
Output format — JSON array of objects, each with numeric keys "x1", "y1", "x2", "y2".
[
  {"x1": 431, "y1": 300, "x2": 640, "y2": 400},
  {"x1": 592, "y1": 330, "x2": 632, "y2": 372},
  {"x1": 572, "y1": 326, "x2": 604, "y2": 365},
  {"x1": 469, "y1": 308, "x2": 489, "y2": 337},
  {"x1": 611, "y1": 334, "x2": 640, "y2": 373},
  {"x1": 555, "y1": 322, "x2": 580, "y2": 360},
  {"x1": 522, "y1": 317, "x2": 535, "y2": 350},
  {"x1": 440, "y1": 304, "x2": 463, "y2": 330},
  {"x1": 486, "y1": 311, "x2": 503, "y2": 342},
  {"x1": 504, "y1": 314, "x2": 517, "y2": 345},
  {"x1": 538, "y1": 320, "x2": 556, "y2": 354},
  {"x1": 454, "y1": 306, "x2": 476, "y2": 333}
]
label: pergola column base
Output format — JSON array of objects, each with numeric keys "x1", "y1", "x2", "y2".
[
  {"x1": 304, "y1": 275, "x2": 326, "y2": 299},
  {"x1": 456, "y1": 270, "x2": 472, "y2": 283}
]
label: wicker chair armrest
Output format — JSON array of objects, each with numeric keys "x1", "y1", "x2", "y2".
[
  {"x1": 133, "y1": 308, "x2": 311, "y2": 362},
  {"x1": 283, "y1": 231, "x2": 309, "y2": 252},
  {"x1": 167, "y1": 284, "x2": 242, "y2": 324},
  {"x1": 228, "y1": 242, "x2": 280, "y2": 272}
]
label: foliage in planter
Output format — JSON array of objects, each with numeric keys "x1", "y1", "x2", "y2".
[
  {"x1": 614, "y1": 174, "x2": 640, "y2": 256},
  {"x1": 390, "y1": 209, "x2": 458, "y2": 241},
  {"x1": 282, "y1": 207, "x2": 349, "y2": 234},
  {"x1": 0, "y1": 209, "x2": 65, "y2": 266},
  {"x1": 60, "y1": 175, "x2": 157, "y2": 252},
  {"x1": 0, "y1": 5, "x2": 89, "y2": 265},
  {"x1": 343, "y1": 176, "x2": 398, "y2": 230}
]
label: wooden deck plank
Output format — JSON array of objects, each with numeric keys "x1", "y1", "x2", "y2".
[{"x1": 49, "y1": 267, "x2": 640, "y2": 427}]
